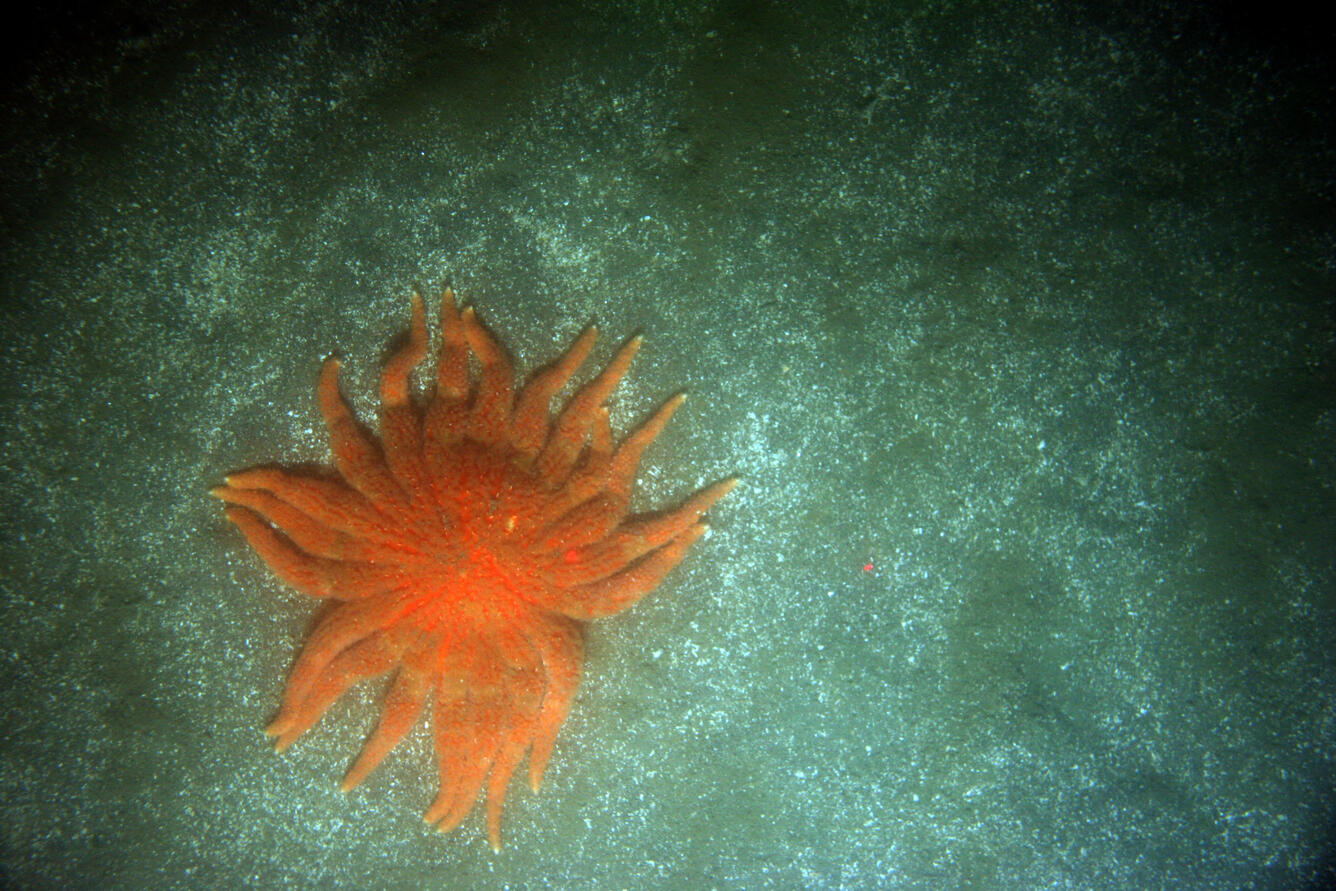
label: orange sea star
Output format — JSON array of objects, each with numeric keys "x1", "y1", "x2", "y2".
[{"x1": 212, "y1": 287, "x2": 735, "y2": 850}]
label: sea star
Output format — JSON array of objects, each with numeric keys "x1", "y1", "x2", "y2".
[{"x1": 212, "y1": 287, "x2": 734, "y2": 850}]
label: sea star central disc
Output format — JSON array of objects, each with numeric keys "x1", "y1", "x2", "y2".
[{"x1": 212, "y1": 287, "x2": 734, "y2": 850}]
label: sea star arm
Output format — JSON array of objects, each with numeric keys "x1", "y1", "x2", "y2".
[
  {"x1": 435, "y1": 288, "x2": 470, "y2": 399},
  {"x1": 267, "y1": 588, "x2": 419, "y2": 739},
  {"x1": 532, "y1": 494, "x2": 625, "y2": 553},
  {"x1": 339, "y1": 665, "x2": 432, "y2": 790},
  {"x1": 341, "y1": 630, "x2": 437, "y2": 791},
  {"x1": 268, "y1": 629, "x2": 401, "y2": 749},
  {"x1": 460, "y1": 307, "x2": 514, "y2": 446},
  {"x1": 425, "y1": 685, "x2": 504, "y2": 832},
  {"x1": 212, "y1": 485, "x2": 380, "y2": 564},
  {"x1": 217, "y1": 469, "x2": 386, "y2": 542},
  {"x1": 525, "y1": 615, "x2": 584, "y2": 792},
  {"x1": 379, "y1": 290, "x2": 428, "y2": 408},
  {"x1": 481, "y1": 669, "x2": 543, "y2": 851},
  {"x1": 216, "y1": 505, "x2": 347, "y2": 596},
  {"x1": 530, "y1": 393, "x2": 686, "y2": 547},
  {"x1": 533, "y1": 408, "x2": 615, "y2": 526},
  {"x1": 543, "y1": 478, "x2": 737, "y2": 589},
  {"x1": 536, "y1": 335, "x2": 642, "y2": 485},
  {"x1": 603, "y1": 393, "x2": 687, "y2": 501},
  {"x1": 556, "y1": 522, "x2": 711, "y2": 620},
  {"x1": 594, "y1": 478, "x2": 739, "y2": 567},
  {"x1": 318, "y1": 358, "x2": 407, "y2": 507},
  {"x1": 511, "y1": 325, "x2": 598, "y2": 457},
  {"x1": 378, "y1": 290, "x2": 429, "y2": 494},
  {"x1": 213, "y1": 498, "x2": 421, "y2": 601},
  {"x1": 423, "y1": 289, "x2": 471, "y2": 450}
]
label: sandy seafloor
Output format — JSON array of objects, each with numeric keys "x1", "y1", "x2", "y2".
[{"x1": 1, "y1": 2, "x2": 1332, "y2": 889}]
